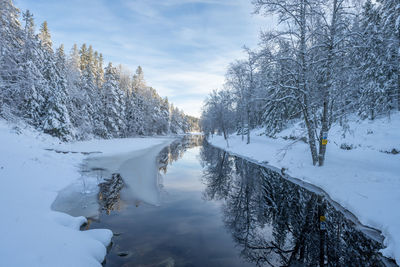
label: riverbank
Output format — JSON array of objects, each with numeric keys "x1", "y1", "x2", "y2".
[
  {"x1": 0, "y1": 119, "x2": 175, "y2": 267},
  {"x1": 208, "y1": 112, "x2": 400, "y2": 264}
]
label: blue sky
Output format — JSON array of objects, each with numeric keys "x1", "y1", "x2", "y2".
[{"x1": 14, "y1": 0, "x2": 274, "y2": 117}]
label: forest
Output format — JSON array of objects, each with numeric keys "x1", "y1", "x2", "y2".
[
  {"x1": 0, "y1": 0, "x2": 198, "y2": 141},
  {"x1": 200, "y1": 0, "x2": 400, "y2": 166}
]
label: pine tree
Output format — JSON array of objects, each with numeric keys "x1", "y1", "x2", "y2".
[
  {"x1": 0, "y1": 0, "x2": 21, "y2": 54},
  {"x1": 358, "y1": 0, "x2": 390, "y2": 119},
  {"x1": 69, "y1": 44, "x2": 80, "y2": 72},
  {"x1": 38, "y1": 22, "x2": 73, "y2": 139},
  {"x1": 65, "y1": 44, "x2": 82, "y2": 137},
  {"x1": 125, "y1": 89, "x2": 137, "y2": 135},
  {"x1": 102, "y1": 63, "x2": 123, "y2": 137},
  {"x1": 41, "y1": 44, "x2": 73, "y2": 140},
  {"x1": 0, "y1": 0, "x2": 22, "y2": 117},
  {"x1": 93, "y1": 51, "x2": 104, "y2": 87},
  {"x1": 80, "y1": 58, "x2": 97, "y2": 137},
  {"x1": 18, "y1": 9, "x2": 44, "y2": 127},
  {"x1": 79, "y1": 43, "x2": 88, "y2": 71},
  {"x1": 378, "y1": 0, "x2": 400, "y2": 111},
  {"x1": 133, "y1": 65, "x2": 146, "y2": 90},
  {"x1": 38, "y1": 21, "x2": 52, "y2": 53}
]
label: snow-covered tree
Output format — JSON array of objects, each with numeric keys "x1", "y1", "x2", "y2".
[
  {"x1": 18, "y1": 9, "x2": 44, "y2": 127},
  {"x1": 356, "y1": 1, "x2": 389, "y2": 120},
  {"x1": 378, "y1": 0, "x2": 400, "y2": 111},
  {"x1": 250, "y1": 0, "x2": 355, "y2": 166},
  {"x1": 102, "y1": 63, "x2": 125, "y2": 137},
  {"x1": 132, "y1": 65, "x2": 146, "y2": 90},
  {"x1": 36, "y1": 22, "x2": 73, "y2": 139},
  {"x1": 42, "y1": 44, "x2": 73, "y2": 140},
  {"x1": 202, "y1": 89, "x2": 236, "y2": 146},
  {"x1": 38, "y1": 21, "x2": 52, "y2": 53},
  {"x1": 201, "y1": 0, "x2": 400, "y2": 166},
  {"x1": 0, "y1": 0, "x2": 21, "y2": 118},
  {"x1": 0, "y1": 1, "x2": 193, "y2": 140}
]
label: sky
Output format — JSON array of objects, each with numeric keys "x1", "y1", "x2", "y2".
[{"x1": 14, "y1": 0, "x2": 274, "y2": 117}]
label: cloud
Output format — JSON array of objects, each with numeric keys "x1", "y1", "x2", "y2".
[
  {"x1": 14, "y1": 0, "x2": 274, "y2": 117},
  {"x1": 122, "y1": 0, "x2": 160, "y2": 19}
]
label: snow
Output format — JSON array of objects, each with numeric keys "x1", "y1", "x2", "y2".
[
  {"x1": 208, "y1": 112, "x2": 400, "y2": 264},
  {"x1": 51, "y1": 180, "x2": 101, "y2": 219},
  {"x1": 0, "y1": 119, "x2": 174, "y2": 266},
  {"x1": 83, "y1": 138, "x2": 175, "y2": 206}
]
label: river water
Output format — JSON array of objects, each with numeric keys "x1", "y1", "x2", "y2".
[{"x1": 74, "y1": 136, "x2": 394, "y2": 266}]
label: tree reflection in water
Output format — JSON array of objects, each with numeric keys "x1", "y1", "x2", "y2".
[
  {"x1": 96, "y1": 135, "x2": 204, "y2": 214},
  {"x1": 200, "y1": 142, "x2": 385, "y2": 267},
  {"x1": 158, "y1": 134, "x2": 204, "y2": 174}
]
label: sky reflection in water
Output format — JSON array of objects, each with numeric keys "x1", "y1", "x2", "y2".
[{"x1": 89, "y1": 137, "x2": 386, "y2": 267}]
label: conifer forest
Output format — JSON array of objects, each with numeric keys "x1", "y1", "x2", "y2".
[{"x1": 1, "y1": 0, "x2": 197, "y2": 141}]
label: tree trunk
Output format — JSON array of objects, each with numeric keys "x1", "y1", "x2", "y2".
[
  {"x1": 223, "y1": 127, "x2": 229, "y2": 148},
  {"x1": 247, "y1": 56, "x2": 254, "y2": 145},
  {"x1": 299, "y1": 0, "x2": 318, "y2": 165},
  {"x1": 398, "y1": 31, "x2": 400, "y2": 111},
  {"x1": 318, "y1": 101, "x2": 329, "y2": 166},
  {"x1": 304, "y1": 108, "x2": 319, "y2": 165},
  {"x1": 318, "y1": 0, "x2": 337, "y2": 167},
  {"x1": 397, "y1": 54, "x2": 400, "y2": 111},
  {"x1": 246, "y1": 107, "x2": 250, "y2": 144},
  {"x1": 241, "y1": 119, "x2": 244, "y2": 141},
  {"x1": 241, "y1": 104, "x2": 244, "y2": 141}
]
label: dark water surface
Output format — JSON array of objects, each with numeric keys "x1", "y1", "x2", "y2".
[{"x1": 87, "y1": 136, "x2": 393, "y2": 267}]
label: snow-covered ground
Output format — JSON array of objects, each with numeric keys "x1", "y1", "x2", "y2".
[
  {"x1": 0, "y1": 119, "x2": 174, "y2": 267},
  {"x1": 209, "y1": 112, "x2": 400, "y2": 265}
]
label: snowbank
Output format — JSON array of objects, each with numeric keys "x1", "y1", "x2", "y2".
[
  {"x1": 83, "y1": 139, "x2": 175, "y2": 206},
  {"x1": 0, "y1": 119, "x2": 173, "y2": 266},
  {"x1": 208, "y1": 113, "x2": 400, "y2": 264}
]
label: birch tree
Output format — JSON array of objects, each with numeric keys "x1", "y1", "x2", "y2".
[
  {"x1": 253, "y1": 0, "x2": 353, "y2": 166},
  {"x1": 253, "y1": 0, "x2": 322, "y2": 165}
]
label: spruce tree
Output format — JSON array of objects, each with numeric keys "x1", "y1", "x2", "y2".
[
  {"x1": 38, "y1": 21, "x2": 52, "y2": 53},
  {"x1": 358, "y1": 0, "x2": 389, "y2": 119},
  {"x1": 18, "y1": 10, "x2": 44, "y2": 127},
  {"x1": 102, "y1": 63, "x2": 122, "y2": 137},
  {"x1": 38, "y1": 22, "x2": 72, "y2": 139},
  {"x1": 378, "y1": 0, "x2": 400, "y2": 111},
  {"x1": 0, "y1": 0, "x2": 22, "y2": 117}
]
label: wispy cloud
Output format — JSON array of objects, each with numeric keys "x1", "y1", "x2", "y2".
[{"x1": 14, "y1": 0, "x2": 273, "y2": 117}]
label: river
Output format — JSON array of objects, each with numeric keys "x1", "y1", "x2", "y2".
[{"x1": 56, "y1": 135, "x2": 396, "y2": 267}]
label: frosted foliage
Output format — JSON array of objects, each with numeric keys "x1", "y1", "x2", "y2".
[
  {"x1": 0, "y1": 0, "x2": 196, "y2": 140},
  {"x1": 202, "y1": 0, "x2": 400, "y2": 165}
]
